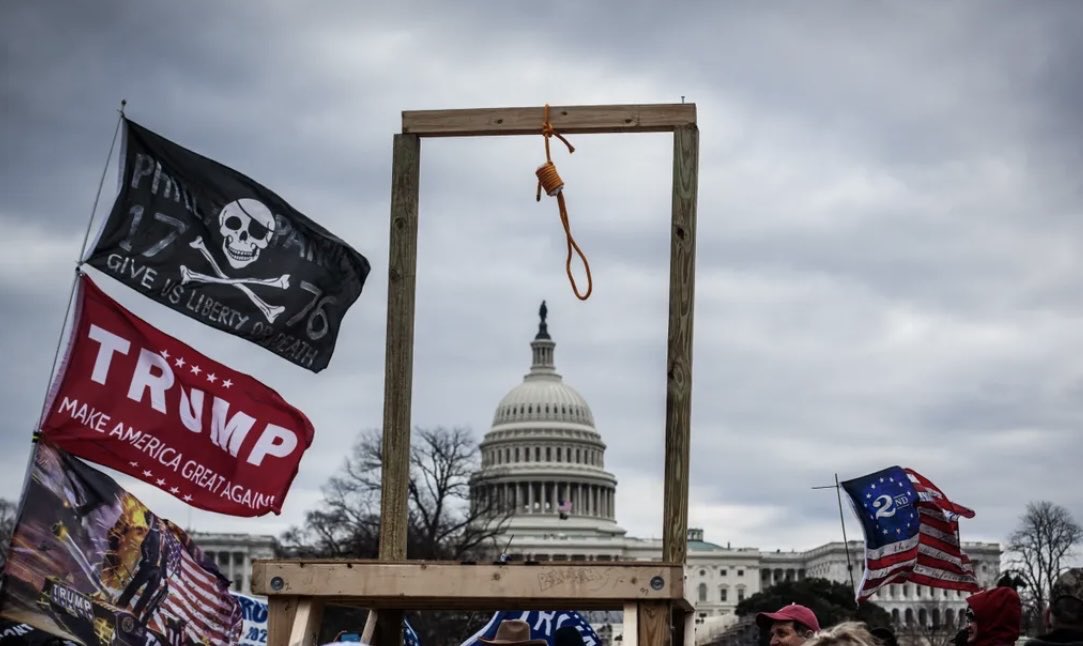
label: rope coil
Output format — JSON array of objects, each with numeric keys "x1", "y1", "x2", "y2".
[{"x1": 535, "y1": 104, "x2": 592, "y2": 300}]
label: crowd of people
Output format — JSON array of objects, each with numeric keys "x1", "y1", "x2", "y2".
[
  {"x1": 755, "y1": 568, "x2": 1083, "y2": 646},
  {"x1": 317, "y1": 567, "x2": 1083, "y2": 646}
]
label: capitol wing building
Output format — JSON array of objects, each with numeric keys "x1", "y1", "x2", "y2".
[{"x1": 470, "y1": 305, "x2": 1001, "y2": 643}]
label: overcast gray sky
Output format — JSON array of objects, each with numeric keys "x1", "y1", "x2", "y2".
[{"x1": 2, "y1": 2, "x2": 1081, "y2": 556}]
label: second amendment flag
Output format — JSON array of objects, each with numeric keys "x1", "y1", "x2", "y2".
[
  {"x1": 841, "y1": 466, "x2": 979, "y2": 601},
  {"x1": 85, "y1": 118, "x2": 371, "y2": 372}
]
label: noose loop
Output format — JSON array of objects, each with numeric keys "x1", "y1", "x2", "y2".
[{"x1": 535, "y1": 104, "x2": 592, "y2": 300}]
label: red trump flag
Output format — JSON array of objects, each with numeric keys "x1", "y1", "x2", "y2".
[{"x1": 39, "y1": 274, "x2": 314, "y2": 516}]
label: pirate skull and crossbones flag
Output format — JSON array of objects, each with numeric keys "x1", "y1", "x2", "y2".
[{"x1": 84, "y1": 119, "x2": 371, "y2": 372}]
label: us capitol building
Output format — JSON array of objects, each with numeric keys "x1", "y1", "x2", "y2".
[{"x1": 469, "y1": 304, "x2": 1002, "y2": 644}]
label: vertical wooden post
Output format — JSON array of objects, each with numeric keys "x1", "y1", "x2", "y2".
[
  {"x1": 287, "y1": 599, "x2": 324, "y2": 646},
  {"x1": 662, "y1": 124, "x2": 699, "y2": 565},
  {"x1": 361, "y1": 610, "x2": 377, "y2": 643},
  {"x1": 638, "y1": 601, "x2": 673, "y2": 646},
  {"x1": 267, "y1": 597, "x2": 299, "y2": 646},
  {"x1": 623, "y1": 602, "x2": 639, "y2": 646},
  {"x1": 682, "y1": 609, "x2": 696, "y2": 646},
  {"x1": 377, "y1": 133, "x2": 422, "y2": 645}
]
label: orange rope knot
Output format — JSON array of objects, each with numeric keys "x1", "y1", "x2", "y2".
[
  {"x1": 535, "y1": 161, "x2": 564, "y2": 197},
  {"x1": 535, "y1": 104, "x2": 592, "y2": 301}
]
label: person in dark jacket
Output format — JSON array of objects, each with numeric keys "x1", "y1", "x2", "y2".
[
  {"x1": 965, "y1": 586, "x2": 1022, "y2": 646},
  {"x1": 554, "y1": 625, "x2": 587, "y2": 645},
  {"x1": 1026, "y1": 568, "x2": 1083, "y2": 646}
]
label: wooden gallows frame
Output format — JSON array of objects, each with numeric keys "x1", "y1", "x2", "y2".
[{"x1": 253, "y1": 103, "x2": 700, "y2": 646}]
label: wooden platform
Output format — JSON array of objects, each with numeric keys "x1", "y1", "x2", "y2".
[
  {"x1": 251, "y1": 560, "x2": 689, "y2": 611},
  {"x1": 402, "y1": 103, "x2": 696, "y2": 137},
  {"x1": 263, "y1": 101, "x2": 700, "y2": 646}
]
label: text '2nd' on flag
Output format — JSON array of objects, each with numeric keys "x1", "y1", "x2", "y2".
[{"x1": 841, "y1": 466, "x2": 979, "y2": 601}]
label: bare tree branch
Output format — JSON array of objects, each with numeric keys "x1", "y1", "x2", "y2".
[
  {"x1": 278, "y1": 426, "x2": 511, "y2": 643},
  {"x1": 280, "y1": 426, "x2": 509, "y2": 560},
  {"x1": 1006, "y1": 500, "x2": 1083, "y2": 620}
]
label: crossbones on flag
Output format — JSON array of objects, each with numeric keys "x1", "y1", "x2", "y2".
[
  {"x1": 840, "y1": 466, "x2": 979, "y2": 601},
  {"x1": 84, "y1": 118, "x2": 371, "y2": 372}
]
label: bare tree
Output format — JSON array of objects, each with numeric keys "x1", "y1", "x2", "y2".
[
  {"x1": 1007, "y1": 501, "x2": 1083, "y2": 619},
  {"x1": 281, "y1": 427, "x2": 508, "y2": 645},
  {"x1": 282, "y1": 426, "x2": 507, "y2": 560}
]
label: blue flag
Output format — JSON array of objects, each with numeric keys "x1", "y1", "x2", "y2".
[
  {"x1": 459, "y1": 610, "x2": 601, "y2": 646},
  {"x1": 404, "y1": 620, "x2": 421, "y2": 646},
  {"x1": 841, "y1": 465, "x2": 978, "y2": 601},
  {"x1": 840, "y1": 465, "x2": 920, "y2": 549}
]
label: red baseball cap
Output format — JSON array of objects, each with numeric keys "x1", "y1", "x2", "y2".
[{"x1": 756, "y1": 603, "x2": 821, "y2": 633}]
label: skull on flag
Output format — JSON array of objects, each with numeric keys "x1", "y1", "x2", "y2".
[{"x1": 218, "y1": 198, "x2": 275, "y2": 268}]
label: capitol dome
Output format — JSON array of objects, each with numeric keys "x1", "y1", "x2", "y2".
[
  {"x1": 491, "y1": 368, "x2": 595, "y2": 428},
  {"x1": 471, "y1": 302, "x2": 622, "y2": 538}
]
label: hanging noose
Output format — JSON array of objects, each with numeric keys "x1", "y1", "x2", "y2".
[{"x1": 535, "y1": 104, "x2": 592, "y2": 301}]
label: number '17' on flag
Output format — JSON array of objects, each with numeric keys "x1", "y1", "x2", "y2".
[
  {"x1": 85, "y1": 118, "x2": 371, "y2": 372},
  {"x1": 840, "y1": 466, "x2": 979, "y2": 601}
]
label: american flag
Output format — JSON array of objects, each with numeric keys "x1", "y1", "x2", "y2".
[
  {"x1": 841, "y1": 466, "x2": 979, "y2": 601},
  {"x1": 557, "y1": 500, "x2": 573, "y2": 519},
  {"x1": 142, "y1": 529, "x2": 243, "y2": 644}
]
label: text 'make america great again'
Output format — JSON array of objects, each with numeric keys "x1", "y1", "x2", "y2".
[{"x1": 40, "y1": 275, "x2": 315, "y2": 516}]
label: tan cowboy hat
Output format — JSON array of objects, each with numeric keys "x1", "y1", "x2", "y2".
[{"x1": 478, "y1": 619, "x2": 548, "y2": 646}]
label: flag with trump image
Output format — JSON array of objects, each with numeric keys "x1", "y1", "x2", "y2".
[
  {"x1": 842, "y1": 466, "x2": 979, "y2": 601},
  {"x1": 0, "y1": 443, "x2": 242, "y2": 645}
]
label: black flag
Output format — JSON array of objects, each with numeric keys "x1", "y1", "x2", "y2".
[{"x1": 85, "y1": 119, "x2": 370, "y2": 371}]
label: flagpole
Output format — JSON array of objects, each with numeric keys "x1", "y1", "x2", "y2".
[
  {"x1": 39, "y1": 99, "x2": 126, "y2": 415},
  {"x1": 812, "y1": 475, "x2": 858, "y2": 596},
  {"x1": 1, "y1": 102, "x2": 127, "y2": 592},
  {"x1": 834, "y1": 473, "x2": 858, "y2": 595}
]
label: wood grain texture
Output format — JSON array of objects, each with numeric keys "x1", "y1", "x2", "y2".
[
  {"x1": 638, "y1": 601, "x2": 672, "y2": 646},
  {"x1": 287, "y1": 599, "x2": 323, "y2": 646},
  {"x1": 662, "y1": 125, "x2": 699, "y2": 565},
  {"x1": 378, "y1": 134, "x2": 421, "y2": 561},
  {"x1": 402, "y1": 104, "x2": 696, "y2": 137},
  {"x1": 251, "y1": 561, "x2": 684, "y2": 610},
  {"x1": 267, "y1": 597, "x2": 298, "y2": 646}
]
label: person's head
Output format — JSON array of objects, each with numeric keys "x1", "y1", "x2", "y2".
[
  {"x1": 478, "y1": 619, "x2": 547, "y2": 646},
  {"x1": 803, "y1": 622, "x2": 879, "y2": 646},
  {"x1": 965, "y1": 586, "x2": 1022, "y2": 645},
  {"x1": 1047, "y1": 568, "x2": 1083, "y2": 631},
  {"x1": 553, "y1": 625, "x2": 586, "y2": 646},
  {"x1": 756, "y1": 604, "x2": 821, "y2": 646},
  {"x1": 868, "y1": 626, "x2": 898, "y2": 646}
]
